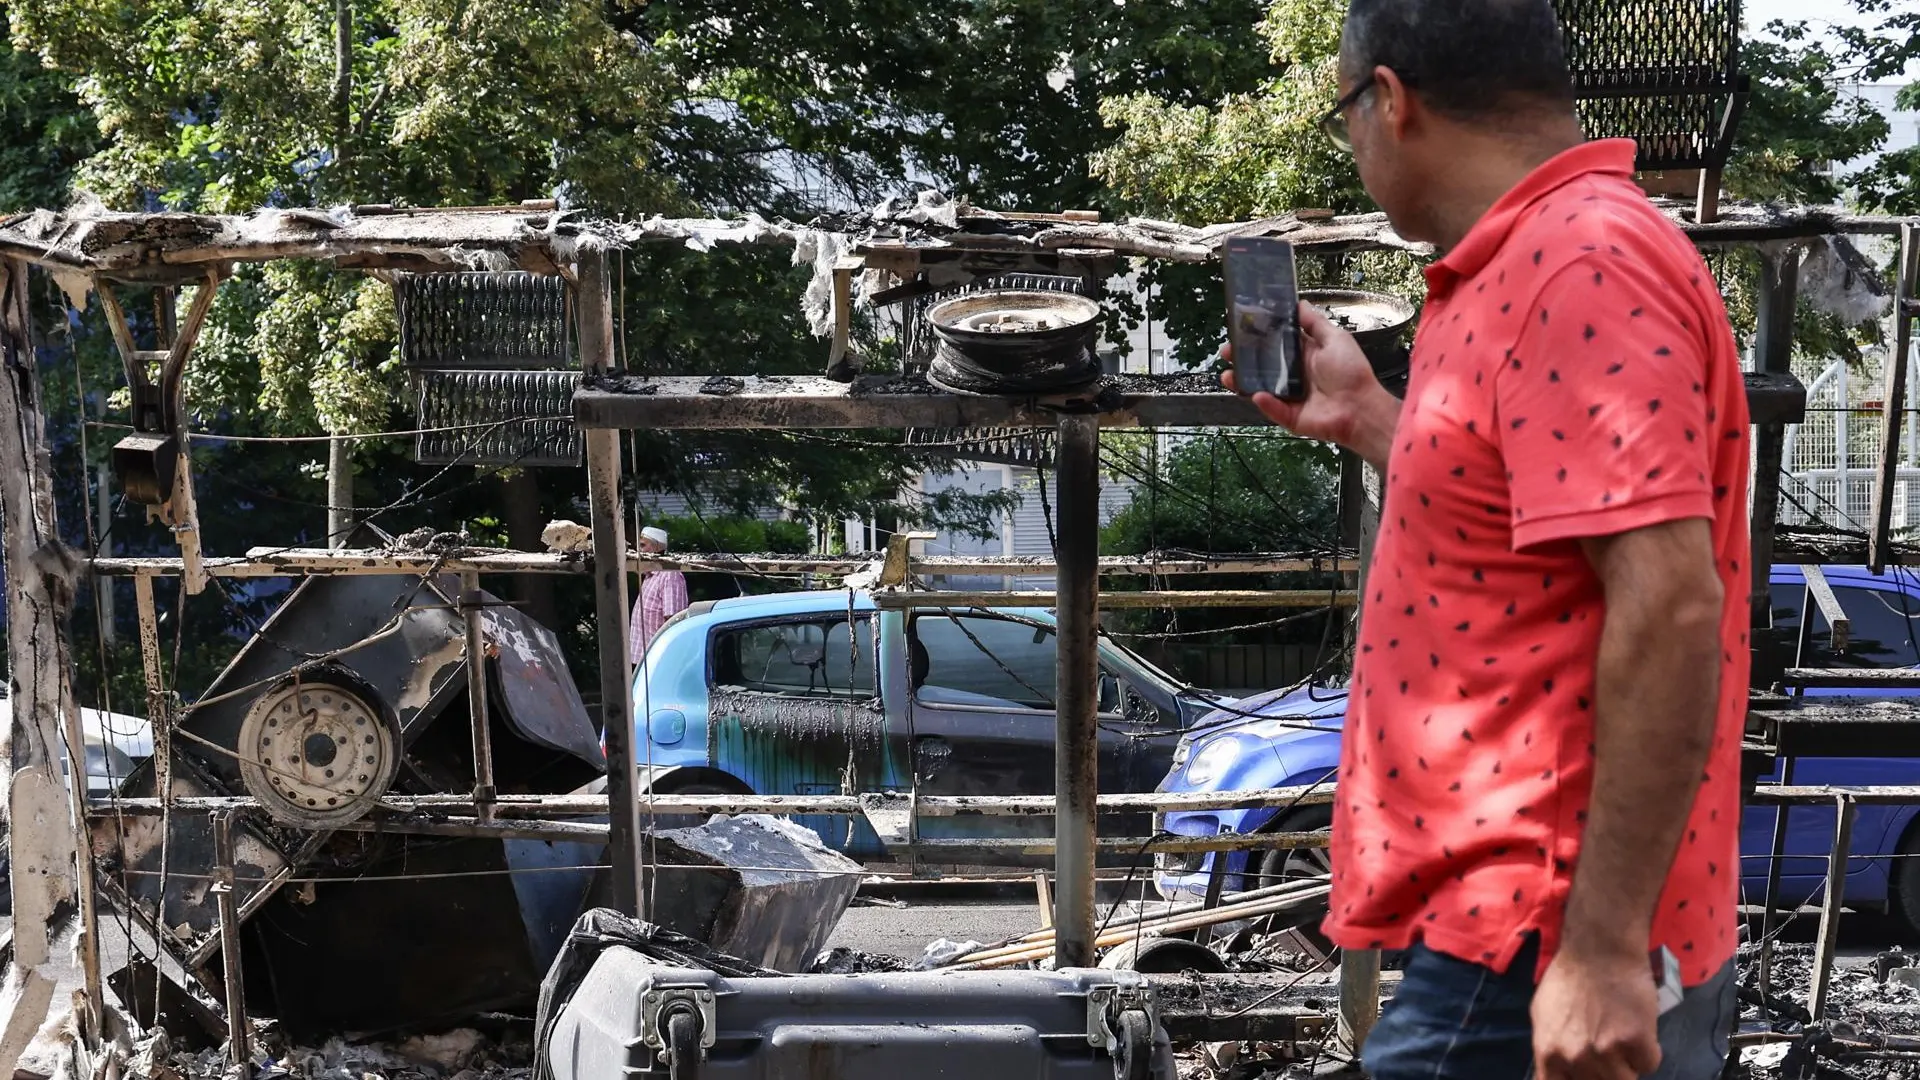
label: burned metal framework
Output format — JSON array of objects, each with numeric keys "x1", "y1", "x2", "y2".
[{"x1": 0, "y1": 197, "x2": 1911, "y2": 1075}]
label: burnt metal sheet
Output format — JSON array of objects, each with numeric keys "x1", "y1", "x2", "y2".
[
  {"x1": 244, "y1": 835, "x2": 559, "y2": 1040},
  {"x1": 579, "y1": 815, "x2": 862, "y2": 973},
  {"x1": 574, "y1": 371, "x2": 1805, "y2": 431},
  {"x1": 88, "y1": 761, "x2": 289, "y2": 944},
  {"x1": 179, "y1": 571, "x2": 469, "y2": 789},
  {"x1": 486, "y1": 606, "x2": 605, "y2": 768},
  {"x1": 182, "y1": 536, "x2": 602, "y2": 792}
]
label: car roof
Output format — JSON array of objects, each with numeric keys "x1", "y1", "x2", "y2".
[
  {"x1": 692, "y1": 589, "x2": 1056, "y2": 625},
  {"x1": 1773, "y1": 564, "x2": 1920, "y2": 587}
]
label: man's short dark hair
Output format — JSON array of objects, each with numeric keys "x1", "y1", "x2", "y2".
[{"x1": 1341, "y1": 0, "x2": 1575, "y2": 120}]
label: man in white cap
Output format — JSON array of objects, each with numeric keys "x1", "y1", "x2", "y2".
[{"x1": 629, "y1": 526, "x2": 688, "y2": 663}]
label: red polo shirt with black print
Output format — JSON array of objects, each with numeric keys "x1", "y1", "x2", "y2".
[{"x1": 1324, "y1": 138, "x2": 1751, "y2": 987}]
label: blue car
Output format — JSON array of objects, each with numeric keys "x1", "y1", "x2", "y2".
[
  {"x1": 630, "y1": 590, "x2": 1217, "y2": 860},
  {"x1": 1154, "y1": 565, "x2": 1920, "y2": 935}
]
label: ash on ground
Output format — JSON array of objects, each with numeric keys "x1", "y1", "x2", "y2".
[
  {"x1": 1731, "y1": 943, "x2": 1920, "y2": 1080},
  {"x1": 122, "y1": 1026, "x2": 533, "y2": 1080}
]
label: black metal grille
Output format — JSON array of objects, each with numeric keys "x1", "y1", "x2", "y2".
[
  {"x1": 394, "y1": 272, "x2": 572, "y2": 370},
  {"x1": 393, "y1": 271, "x2": 580, "y2": 467},
  {"x1": 905, "y1": 426, "x2": 1055, "y2": 469},
  {"x1": 415, "y1": 369, "x2": 582, "y2": 467},
  {"x1": 1555, "y1": 0, "x2": 1746, "y2": 171}
]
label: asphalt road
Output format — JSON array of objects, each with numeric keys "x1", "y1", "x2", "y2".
[{"x1": 826, "y1": 900, "x2": 1048, "y2": 960}]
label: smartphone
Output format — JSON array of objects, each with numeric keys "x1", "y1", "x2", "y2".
[
  {"x1": 1650, "y1": 945, "x2": 1684, "y2": 1016},
  {"x1": 1223, "y1": 237, "x2": 1305, "y2": 402}
]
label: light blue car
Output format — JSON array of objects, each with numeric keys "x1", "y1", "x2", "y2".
[
  {"x1": 1153, "y1": 565, "x2": 1920, "y2": 937},
  {"x1": 628, "y1": 590, "x2": 1218, "y2": 860}
]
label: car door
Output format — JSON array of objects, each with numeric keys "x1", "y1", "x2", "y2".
[
  {"x1": 704, "y1": 612, "x2": 899, "y2": 856},
  {"x1": 905, "y1": 610, "x2": 1141, "y2": 855},
  {"x1": 1744, "y1": 577, "x2": 1920, "y2": 905}
]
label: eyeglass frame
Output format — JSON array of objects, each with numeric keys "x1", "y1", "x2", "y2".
[{"x1": 1318, "y1": 74, "x2": 1379, "y2": 153}]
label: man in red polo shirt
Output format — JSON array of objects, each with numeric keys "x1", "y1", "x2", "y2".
[{"x1": 1228, "y1": 1, "x2": 1748, "y2": 1077}]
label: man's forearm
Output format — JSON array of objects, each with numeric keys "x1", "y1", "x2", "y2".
[
  {"x1": 1560, "y1": 558, "x2": 1722, "y2": 959},
  {"x1": 1347, "y1": 383, "x2": 1403, "y2": 470}
]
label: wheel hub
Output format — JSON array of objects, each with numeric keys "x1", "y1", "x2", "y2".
[{"x1": 237, "y1": 679, "x2": 397, "y2": 827}]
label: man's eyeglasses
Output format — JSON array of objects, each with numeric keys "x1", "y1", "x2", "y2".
[{"x1": 1318, "y1": 75, "x2": 1378, "y2": 153}]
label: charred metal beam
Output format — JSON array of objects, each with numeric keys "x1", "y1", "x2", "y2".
[
  {"x1": 459, "y1": 571, "x2": 497, "y2": 821},
  {"x1": 574, "y1": 372, "x2": 1806, "y2": 432},
  {"x1": 209, "y1": 810, "x2": 249, "y2": 1066},
  {"x1": 88, "y1": 781, "x2": 1338, "y2": 818},
  {"x1": 1051, "y1": 413, "x2": 1101, "y2": 969},
  {"x1": 1750, "y1": 250, "x2": 1800, "y2": 688},
  {"x1": 1809, "y1": 794, "x2": 1857, "y2": 1021},
  {"x1": 1760, "y1": 700, "x2": 1920, "y2": 757},
  {"x1": 88, "y1": 549, "x2": 1355, "y2": 579},
  {"x1": 1871, "y1": 225, "x2": 1920, "y2": 572},
  {"x1": 577, "y1": 247, "x2": 643, "y2": 917}
]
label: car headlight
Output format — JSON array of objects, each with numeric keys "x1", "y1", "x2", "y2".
[{"x1": 1183, "y1": 737, "x2": 1245, "y2": 787}]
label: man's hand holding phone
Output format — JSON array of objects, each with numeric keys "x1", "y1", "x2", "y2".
[{"x1": 1224, "y1": 302, "x2": 1402, "y2": 470}]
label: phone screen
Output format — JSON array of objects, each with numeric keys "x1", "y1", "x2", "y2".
[{"x1": 1223, "y1": 237, "x2": 1305, "y2": 402}]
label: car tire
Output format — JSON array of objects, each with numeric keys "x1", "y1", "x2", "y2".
[
  {"x1": 1254, "y1": 804, "x2": 1335, "y2": 891},
  {"x1": 1890, "y1": 822, "x2": 1920, "y2": 941}
]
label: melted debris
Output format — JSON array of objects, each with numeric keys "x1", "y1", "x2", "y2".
[
  {"x1": 388, "y1": 529, "x2": 474, "y2": 556},
  {"x1": 129, "y1": 1026, "x2": 534, "y2": 1080}
]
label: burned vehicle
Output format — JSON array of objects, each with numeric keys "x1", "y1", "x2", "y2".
[
  {"x1": 91, "y1": 544, "x2": 609, "y2": 1039},
  {"x1": 628, "y1": 590, "x2": 1221, "y2": 857}
]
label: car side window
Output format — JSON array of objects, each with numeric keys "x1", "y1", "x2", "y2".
[
  {"x1": 1772, "y1": 582, "x2": 1920, "y2": 668},
  {"x1": 911, "y1": 614, "x2": 1058, "y2": 711},
  {"x1": 711, "y1": 618, "x2": 876, "y2": 699}
]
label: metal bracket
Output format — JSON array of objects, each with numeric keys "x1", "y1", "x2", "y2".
[
  {"x1": 1086, "y1": 977, "x2": 1156, "y2": 1053},
  {"x1": 639, "y1": 986, "x2": 718, "y2": 1052},
  {"x1": 96, "y1": 271, "x2": 225, "y2": 594}
]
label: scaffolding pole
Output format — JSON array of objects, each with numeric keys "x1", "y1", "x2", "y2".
[
  {"x1": 1051, "y1": 413, "x2": 1102, "y2": 968},
  {"x1": 578, "y1": 247, "x2": 643, "y2": 917}
]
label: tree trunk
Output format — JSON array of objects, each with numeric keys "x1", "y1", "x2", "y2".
[{"x1": 502, "y1": 469, "x2": 559, "y2": 628}]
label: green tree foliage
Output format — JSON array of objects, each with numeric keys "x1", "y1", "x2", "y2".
[
  {"x1": 631, "y1": 0, "x2": 1274, "y2": 213},
  {"x1": 1101, "y1": 431, "x2": 1343, "y2": 644},
  {"x1": 1843, "y1": 0, "x2": 1920, "y2": 215}
]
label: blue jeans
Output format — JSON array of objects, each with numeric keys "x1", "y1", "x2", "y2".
[{"x1": 1362, "y1": 937, "x2": 1735, "y2": 1080}]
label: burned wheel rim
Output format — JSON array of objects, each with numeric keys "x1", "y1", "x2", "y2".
[{"x1": 237, "y1": 679, "x2": 399, "y2": 827}]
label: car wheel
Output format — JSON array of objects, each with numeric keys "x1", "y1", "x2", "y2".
[
  {"x1": 1891, "y1": 823, "x2": 1920, "y2": 941},
  {"x1": 1254, "y1": 804, "x2": 1335, "y2": 890}
]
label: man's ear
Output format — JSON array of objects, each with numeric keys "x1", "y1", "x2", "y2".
[{"x1": 1373, "y1": 65, "x2": 1417, "y2": 141}]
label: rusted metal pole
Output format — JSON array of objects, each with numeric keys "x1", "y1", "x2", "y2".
[
  {"x1": 1051, "y1": 412, "x2": 1101, "y2": 967},
  {"x1": 1337, "y1": 449, "x2": 1385, "y2": 1052},
  {"x1": 1808, "y1": 794, "x2": 1857, "y2": 1021},
  {"x1": 1749, "y1": 249, "x2": 1799, "y2": 685},
  {"x1": 1758, "y1": 756, "x2": 1795, "y2": 1002},
  {"x1": 209, "y1": 810, "x2": 250, "y2": 1065},
  {"x1": 1870, "y1": 224, "x2": 1919, "y2": 572},
  {"x1": 459, "y1": 571, "x2": 497, "y2": 822},
  {"x1": 578, "y1": 246, "x2": 642, "y2": 916}
]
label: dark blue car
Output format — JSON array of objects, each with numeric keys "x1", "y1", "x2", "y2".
[{"x1": 1154, "y1": 565, "x2": 1920, "y2": 935}]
